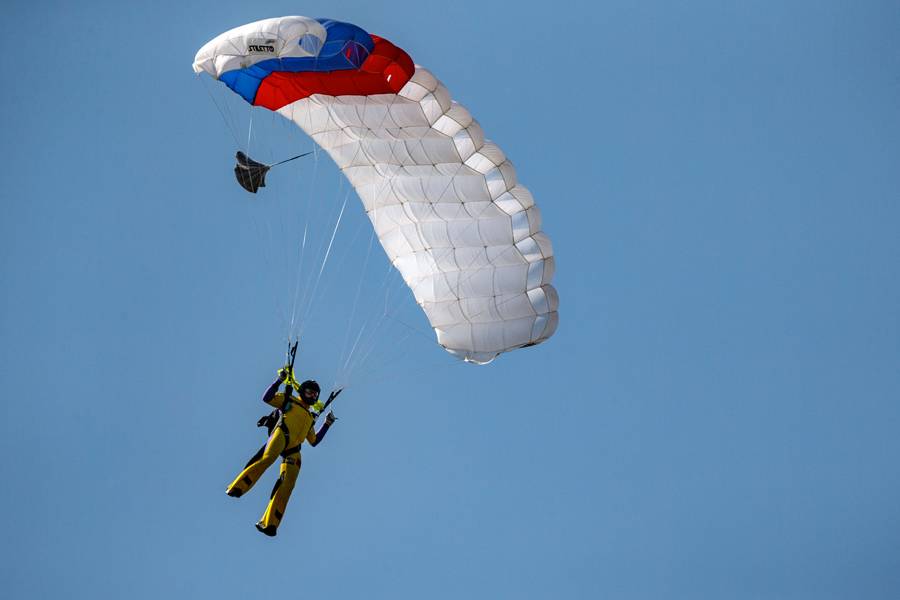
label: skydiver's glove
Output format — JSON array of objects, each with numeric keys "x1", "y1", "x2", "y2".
[
  {"x1": 277, "y1": 366, "x2": 291, "y2": 382},
  {"x1": 325, "y1": 411, "x2": 337, "y2": 425}
]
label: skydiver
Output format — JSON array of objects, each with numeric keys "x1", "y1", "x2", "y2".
[{"x1": 225, "y1": 368, "x2": 337, "y2": 537}]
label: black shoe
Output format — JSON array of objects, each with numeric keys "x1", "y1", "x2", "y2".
[
  {"x1": 255, "y1": 522, "x2": 277, "y2": 537},
  {"x1": 226, "y1": 487, "x2": 243, "y2": 498}
]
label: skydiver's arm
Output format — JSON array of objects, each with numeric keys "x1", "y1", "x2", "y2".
[
  {"x1": 307, "y1": 413, "x2": 335, "y2": 447},
  {"x1": 262, "y1": 377, "x2": 286, "y2": 409}
]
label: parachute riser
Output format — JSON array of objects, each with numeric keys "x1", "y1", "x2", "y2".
[
  {"x1": 283, "y1": 340, "x2": 299, "y2": 394},
  {"x1": 312, "y1": 387, "x2": 343, "y2": 421}
]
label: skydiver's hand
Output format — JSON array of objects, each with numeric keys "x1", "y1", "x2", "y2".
[
  {"x1": 325, "y1": 411, "x2": 337, "y2": 425},
  {"x1": 277, "y1": 367, "x2": 290, "y2": 381}
]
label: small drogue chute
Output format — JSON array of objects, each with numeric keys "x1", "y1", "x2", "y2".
[{"x1": 234, "y1": 150, "x2": 313, "y2": 193}]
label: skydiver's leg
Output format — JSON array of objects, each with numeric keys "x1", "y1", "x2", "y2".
[
  {"x1": 226, "y1": 429, "x2": 287, "y2": 497},
  {"x1": 256, "y1": 452, "x2": 301, "y2": 535}
]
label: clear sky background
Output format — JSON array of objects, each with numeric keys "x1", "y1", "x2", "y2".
[{"x1": 2, "y1": 1, "x2": 899, "y2": 598}]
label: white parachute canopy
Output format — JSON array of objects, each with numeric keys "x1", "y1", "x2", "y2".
[{"x1": 194, "y1": 16, "x2": 558, "y2": 364}]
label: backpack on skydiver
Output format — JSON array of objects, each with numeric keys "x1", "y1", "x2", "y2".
[{"x1": 257, "y1": 409, "x2": 282, "y2": 435}]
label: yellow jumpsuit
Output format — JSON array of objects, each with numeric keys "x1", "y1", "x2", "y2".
[{"x1": 226, "y1": 391, "x2": 319, "y2": 532}]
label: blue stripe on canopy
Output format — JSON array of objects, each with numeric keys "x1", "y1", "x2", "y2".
[{"x1": 220, "y1": 19, "x2": 375, "y2": 104}]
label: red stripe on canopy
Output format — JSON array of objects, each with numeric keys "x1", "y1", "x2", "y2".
[{"x1": 254, "y1": 35, "x2": 415, "y2": 110}]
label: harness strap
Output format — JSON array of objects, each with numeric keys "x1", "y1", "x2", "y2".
[{"x1": 281, "y1": 445, "x2": 302, "y2": 462}]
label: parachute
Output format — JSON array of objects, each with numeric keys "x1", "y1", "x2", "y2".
[{"x1": 193, "y1": 17, "x2": 558, "y2": 364}]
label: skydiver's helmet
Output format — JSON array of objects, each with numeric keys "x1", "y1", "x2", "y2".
[{"x1": 297, "y1": 380, "x2": 321, "y2": 404}]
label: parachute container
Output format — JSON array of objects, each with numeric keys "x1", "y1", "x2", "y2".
[{"x1": 194, "y1": 17, "x2": 558, "y2": 364}]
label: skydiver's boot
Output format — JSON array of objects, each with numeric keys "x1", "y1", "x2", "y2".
[{"x1": 255, "y1": 522, "x2": 278, "y2": 537}]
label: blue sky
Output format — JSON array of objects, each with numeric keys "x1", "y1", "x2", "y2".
[{"x1": 2, "y1": 1, "x2": 899, "y2": 598}]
